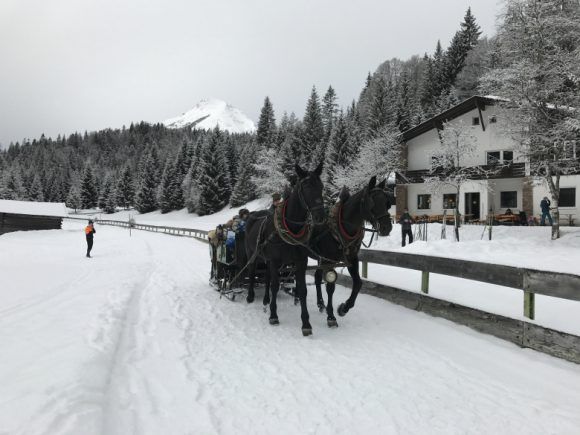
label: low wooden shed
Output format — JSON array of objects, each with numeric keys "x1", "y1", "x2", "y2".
[{"x1": 0, "y1": 200, "x2": 67, "y2": 235}]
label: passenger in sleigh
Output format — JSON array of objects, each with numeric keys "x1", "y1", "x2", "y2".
[{"x1": 209, "y1": 208, "x2": 246, "y2": 281}]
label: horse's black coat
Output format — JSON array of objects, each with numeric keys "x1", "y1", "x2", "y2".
[
  {"x1": 245, "y1": 163, "x2": 325, "y2": 336},
  {"x1": 310, "y1": 177, "x2": 393, "y2": 326}
]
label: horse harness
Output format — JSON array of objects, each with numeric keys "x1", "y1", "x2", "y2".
[
  {"x1": 272, "y1": 174, "x2": 324, "y2": 246},
  {"x1": 329, "y1": 187, "x2": 390, "y2": 257},
  {"x1": 328, "y1": 202, "x2": 364, "y2": 258}
]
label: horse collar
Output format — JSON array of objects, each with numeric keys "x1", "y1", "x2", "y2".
[
  {"x1": 338, "y1": 203, "x2": 363, "y2": 241},
  {"x1": 281, "y1": 200, "x2": 307, "y2": 238},
  {"x1": 273, "y1": 199, "x2": 311, "y2": 245},
  {"x1": 329, "y1": 203, "x2": 364, "y2": 256}
]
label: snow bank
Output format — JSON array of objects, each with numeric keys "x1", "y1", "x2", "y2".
[{"x1": 0, "y1": 199, "x2": 66, "y2": 217}]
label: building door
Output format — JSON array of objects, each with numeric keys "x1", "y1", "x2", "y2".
[{"x1": 464, "y1": 192, "x2": 481, "y2": 221}]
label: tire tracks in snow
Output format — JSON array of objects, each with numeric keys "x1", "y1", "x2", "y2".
[
  {"x1": 99, "y1": 238, "x2": 159, "y2": 435},
  {"x1": 16, "y1": 237, "x2": 158, "y2": 435}
]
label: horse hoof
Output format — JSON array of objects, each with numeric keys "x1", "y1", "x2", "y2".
[
  {"x1": 246, "y1": 294, "x2": 254, "y2": 304},
  {"x1": 302, "y1": 328, "x2": 313, "y2": 336},
  {"x1": 263, "y1": 305, "x2": 268, "y2": 313},
  {"x1": 327, "y1": 319, "x2": 338, "y2": 328},
  {"x1": 317, "y1": 303, "x2": 325, "y2": 313},
  {"x1": 337, "y1": 303, "x2": 347, "y2": 317},
  {"x1": 269, "y1": 318, "x2": 280, "y2": 325}
]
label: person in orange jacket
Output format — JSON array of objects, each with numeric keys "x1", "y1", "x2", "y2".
[{"x1": 85, "y1": 220, "x2": 96, "y2": 258}]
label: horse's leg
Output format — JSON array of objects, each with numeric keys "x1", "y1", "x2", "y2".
[
  {"x1": 262, "y1": 261, "x2": 271, "y2": 308},
  {"x1": 268, "y1": 260, "x2": 280, "y2": 325},
  {"x1": 326, "y1": 281, "x2": 338, "y2": 327},
  {"x1": 338, "y1": 257, "x2": 362, "y2": 317},
  {"x1": 246, "y1": 261, "x2": 256, "y2": 303},
  {"x1": 314, "y1": 268, "x2": 326, "y2": 312},
  {"x1": 295, "y1": 257, "x2": 312, "y2": 336}
]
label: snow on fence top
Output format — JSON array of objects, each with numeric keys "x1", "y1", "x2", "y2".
[{"x1": 0, "y1": 200, "x2": 67, "y2": 217}]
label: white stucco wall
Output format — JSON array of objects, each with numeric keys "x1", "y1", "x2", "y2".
[
  {"x1": 488, "y1": 179, "x2": 524, "y2": 214},
  {"x1": 406, "y1": 180, "x2": 492, "y2": 219},
  {"x1": 405, "y1": 105, "x2": 521, "y2": 171},
  {"x1": 405, "y1": 178, "x2": 536, "y2": 220}
]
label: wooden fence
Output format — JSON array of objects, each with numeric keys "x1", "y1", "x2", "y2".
[
  {"x1": 64, "y1": 216, "x2": 209, "y2": 243},
  {"x1": 355, "y1": 250, "x2": 580, "y2": 364},
  {"x1": 359, "y1": 250, "x2": 580, "y2": 321}
]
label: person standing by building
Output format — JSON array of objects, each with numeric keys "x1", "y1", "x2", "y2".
[
  {"x1": 400, "y1": 209, "x2": 414, "y2": 247},
  {"x1": 85, "y1": 219, "x2": 96, "y2": 257},
  {"x1": 540, "y1": 196, "x2": 553, "y2": 226}
]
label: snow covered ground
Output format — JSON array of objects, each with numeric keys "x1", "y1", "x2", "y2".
[
  {"x1": 2, "y1": 221, "x2": 580, "y2": 434},
  {"x1": 72, "y1": 204, "x2": 580, "y2": 335}
]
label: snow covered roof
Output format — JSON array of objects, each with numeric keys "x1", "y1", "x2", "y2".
[{"x1": 0, "y1": 200, "x2": 67, "y2": 217}]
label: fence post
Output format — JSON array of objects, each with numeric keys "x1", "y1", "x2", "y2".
[
  {"x1": 421, "y1": 271, "x2": 430, "y2": 294},
  {"x1": 524, "y1": 291, "x2": 535, "y2": 320},
  {"x1": 362, "y1": 261, "x2": 368, "y2": 279}
]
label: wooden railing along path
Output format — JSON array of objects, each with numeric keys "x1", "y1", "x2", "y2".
[
  {"x1": 64, "y1": 216, "x2": 209, "y2": 243},
  {"x1": 356, "y1": 250, "x2": 580, "y2": 364},
  {"x1": 359, "y1": 250, "x2": 580, "y2": 321}
]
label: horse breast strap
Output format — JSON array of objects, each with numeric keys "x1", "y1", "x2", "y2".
[
  {"x1": 329, "y1": 203, "x2": 364, "y2": 255},
  {"x1": 273, "y1": 200, "x2": 312, "y2": 246}
]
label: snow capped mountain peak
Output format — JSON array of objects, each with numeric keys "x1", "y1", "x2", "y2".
[{"x1": 163, "y1": 98, "x2": 256, "y2": 134}]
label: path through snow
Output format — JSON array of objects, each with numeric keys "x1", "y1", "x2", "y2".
[{"x1": 1, "y1": 222, "x2": 580, "y2": 434}]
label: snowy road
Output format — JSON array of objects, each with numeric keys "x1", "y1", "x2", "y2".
[{"x1": 2, "y1": 223, "x2": 580, "y2": 434}]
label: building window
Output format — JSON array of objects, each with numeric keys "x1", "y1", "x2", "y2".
[
  {"x1": 443, "y1": 194, "x2": 457, "y2": 209},
  {"x1": 472, "y1": 117, "x2": 480, "y2": 126},
  {"x1": 486, "y1": 151, "x2": 501, "y2": 165},
  {"x1": 503, "y1": 151, "x2": 514, "y2": 163},
  {"x1": 500, "y1": 191, "x2": 517, "y2": 208},
  {"x1": 560, "y1": 188, "x2": 576, "y2": 207},
  {"x1": 490, "y1": 115, "x2": 497, "y2": 123},
  {"x1": 417, "y1": 194, "x2": 431, "y2": 210}
]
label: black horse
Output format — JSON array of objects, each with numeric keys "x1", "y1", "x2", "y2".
[
  {"x1": 245, "y1": 163, "x2": 325, "y2": 336},
  {"x1": 310, "y1": 176, "x2": 393, "y2": 327}
]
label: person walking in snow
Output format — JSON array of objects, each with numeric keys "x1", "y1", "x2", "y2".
[
  {"x1": 540, "y1": 196, "x2": 553, "y2": 226},
  {"x1": 85, "y1": 220, "x2": 96, "y2": 258},
  {"x1": 400, "y1": 208, "x2": 414, "y2": 247}
]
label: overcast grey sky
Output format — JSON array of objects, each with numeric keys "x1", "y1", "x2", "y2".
[{"x1": 0, "y1": 0, "x2": 499, "y2": 146}]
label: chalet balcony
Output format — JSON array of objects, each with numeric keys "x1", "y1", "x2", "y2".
[{"x1": 397, "y1": 162, "x2": 526, "y2": 184}]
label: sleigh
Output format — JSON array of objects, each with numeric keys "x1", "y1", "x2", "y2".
[{"x1": 209, "y1": 227, "x2": 296, "y2": 301}]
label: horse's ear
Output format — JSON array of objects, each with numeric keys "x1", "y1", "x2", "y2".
[
  {"x1": 314, "y1": 161, "x2": 323, "y2": 177},
  {"x1": 339, "y1": 186, "x2": 350, "y2": 203},
  {"x1": 377, "y1": 178, "x2": 386, "y2": 189},
  {"x1": 368, "y1": 176, "x2": 377, "y2": 190},
  {"x1": 295, "y1": 164, "x2": 307, "y2": 179}
]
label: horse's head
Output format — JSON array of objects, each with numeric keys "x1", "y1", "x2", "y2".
[
  {"x1": 362, "y1": 176, "x2": 393, "y2": 237},
  {"x1": 295, "y1": 162, "x2": 325, "y2": 225}
]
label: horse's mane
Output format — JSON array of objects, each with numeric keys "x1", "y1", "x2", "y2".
[{"x1": 247, "y1": 209, "x2": 270, "y2": 224}]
